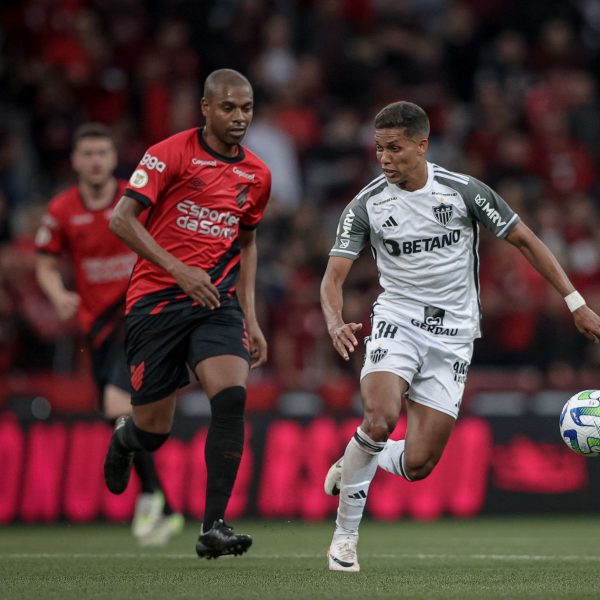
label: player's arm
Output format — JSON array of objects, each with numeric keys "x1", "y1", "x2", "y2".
[
  {"x1": 320, "y1": 256, "x2": 363, "y2": 361},
  {"x1": 505, "y1": 220, "x2": 600, "y2": 342},
  {"x1": 109, "y1": 196, "x2": 220, "y2": 309},
  {"x1": 36, "y1": 253, "x2": 80, "y2": 321},
  {"x1": 237, "y1": 228, "x2": 267, "y2": 368}
]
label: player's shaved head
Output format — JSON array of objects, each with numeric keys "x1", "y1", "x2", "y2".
[
  {"x1": 203, "y1": 69, "x2": 252, "y2": 99},
  {"x1": 201, "y1": 69, "x2": 254, "y2": 153}
]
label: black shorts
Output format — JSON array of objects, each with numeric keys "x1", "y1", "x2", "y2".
[
  {"x1": 125, "y1": 296, "x2": 250, "y2": 405},
  {"x1": 89, "y1": 326, "x2": 131, "y2": 408}
]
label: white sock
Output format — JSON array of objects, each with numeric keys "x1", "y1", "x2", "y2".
[
  {"x1": 335, "y1": 427, "x2": 386, "y2": 535},
  {"x1": 377, "y1": 439, "x2": 412, "y2": 480}
]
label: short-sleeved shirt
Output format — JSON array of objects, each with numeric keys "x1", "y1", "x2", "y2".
[
  {"x1": 329, "y1": 162, "x2": 520, "y2": 341},
  {"x1": 123, "y1": 127, "x2": 271, "y2": 315},
  {"x1": 35, "y1": 180, "x2": 135, "y2": 341}
]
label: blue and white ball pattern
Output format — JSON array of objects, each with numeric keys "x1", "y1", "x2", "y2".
[{"x1": 559, "y1": 390, "x2": 600, "y2": 457}]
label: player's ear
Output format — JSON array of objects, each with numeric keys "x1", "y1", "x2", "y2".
[
  {"x1": 200, "y1": 97, "x2": 209, "y2": 118},
  {"x1": 417, "y1": 138, "x2": 429, "y2": 156}
]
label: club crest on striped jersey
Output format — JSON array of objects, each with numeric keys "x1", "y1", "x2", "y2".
[
  {"x1": 370, "y1": 347, "x2": 388, "y2": 364},
  {"x1": 432, "y1": 203, "x2": 454, "y2": 226},
  {"x1": 235, "y1": 183, "x2": 251, "y2": 207}
]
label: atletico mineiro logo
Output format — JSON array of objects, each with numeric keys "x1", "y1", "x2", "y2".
[
  {"x1": 370, "y1": 347, "x2": 388, "y2": 364},
  {"x1": 432, "y1": 204, "x2": 454, "y2": 226}
]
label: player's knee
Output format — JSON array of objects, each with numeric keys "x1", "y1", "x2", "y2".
[
  {"x1": 210, "y1": 386, "x2": 246, "y2": 421},
  {"x1": 130, "y1": 420, "x2": 169, "y2": 452},
  {"x1": 361, "y1": 412, "x2": 397, "y2": 442},
  {"x1": 133, "y1": 410, "x2": 173, "y2": 436},
  {"x1": 404, "y1": 452, "x2": 439, "y2": 481}
]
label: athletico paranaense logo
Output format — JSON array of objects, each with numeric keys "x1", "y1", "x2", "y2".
[
  {"x1": 130, "y1": 362, "x2": 145, "y2": 392},
  {"x1": 235, "y1": 184, "x2": 251, "y2": 208}
]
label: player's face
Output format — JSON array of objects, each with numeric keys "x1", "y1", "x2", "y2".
[
  {"x1": 71, "y1": 138, "x2": 117, "y2": 187},
  {"x1": 201, "y1": 85, "x2": 254, "y2": 149},
  {"x1": 375, "y1": 128, "x2": 428, "y2": 190}
]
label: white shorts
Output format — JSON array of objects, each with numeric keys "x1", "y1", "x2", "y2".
[{"x1": 360, "y1": 315, "x2": 473, "y2": 419}]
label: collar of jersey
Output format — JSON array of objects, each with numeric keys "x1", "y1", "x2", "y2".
[{"x1": 197, "y1": 127, "x2": 246, "y2": 164}]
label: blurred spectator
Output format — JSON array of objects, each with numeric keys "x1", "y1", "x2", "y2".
[
  {"x1": 477, "y1": 236, "x2": 547, "y2": 367},
  {"x1": 529, "y1": 18, "x2": 585, "y2": 73},
  {"x1": 253, "y1": 14, "x2": 297, "y2": 89},
  {"x1": 244, "y1": 103, "x2": 303, "y2": 213},
  {"x1": 564, "y1": 70, "x2": 600, "y2": 162},
  {"x1": 528, "y1": 103, "x2": 596, "y2": 196},
  {"x1": 304, "y1": 107, "x2": 372, "y2": 206}
]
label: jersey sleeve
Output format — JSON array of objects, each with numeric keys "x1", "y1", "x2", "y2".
[
  {"x1": 124, "y1": 138, "x2": 181, "y2": 208},
  {"x1": 35, "y1": 201, "x2": 66, "y2": 255},
  {"x1": 463, "y1": 178, "x2": 520, "y2": 238},
  {"x1": 329, "y1": 196, "x2": 371, "y2": 260},
  {"x1": 240, "y1": 169, "x2": 271, "y2": 230}
]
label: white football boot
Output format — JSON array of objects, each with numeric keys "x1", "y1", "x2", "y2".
[
  {"x1": 132, "y1": 491, "x2": 164, "y2": 539},
  {"x1": 324, "y1": 457, "x2": 343, "y2": 496},
  {"x1": 138, "y1": 512, "x2": 185, "y2": 547},
  {"x1": 327, "y1": 533, "x2": 359, "y2": 572}
]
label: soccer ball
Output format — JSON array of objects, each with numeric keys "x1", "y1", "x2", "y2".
[{"x1": 559, "y1": 390, "x2": 600, "y2": 457}]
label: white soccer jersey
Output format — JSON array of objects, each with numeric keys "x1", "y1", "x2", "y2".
[{"x1": 330, "y1": 162, "x2": 520, "y2": 341}]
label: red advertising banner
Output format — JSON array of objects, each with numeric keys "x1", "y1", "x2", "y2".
[{"x1": 0, "y1": 412, "x2": 596, "y2": 523}]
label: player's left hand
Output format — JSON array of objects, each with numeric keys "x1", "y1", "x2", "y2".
[
  {"x1": 573, "y1": 305, "x2": 600, "y2": 343},
  {"x1": 329, "y1": 322, "x2": 363, "y2": 361},
  {"x1": 246, "y1": 321, "x2": 267, "y2": 368}
]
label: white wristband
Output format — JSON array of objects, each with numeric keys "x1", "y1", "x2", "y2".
[{"x1": 565, "y1": 291, "x2": 586, "y2": 313}]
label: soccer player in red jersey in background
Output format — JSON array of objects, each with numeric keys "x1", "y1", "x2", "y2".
[
  {"x1": 102, "y1": 69, "x2": 271, "y2": 559},
  {"x1": 36, "y1": 124, "x2": 183, "y2": 546}
]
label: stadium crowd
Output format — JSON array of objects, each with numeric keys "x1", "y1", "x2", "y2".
[{"x1": 2, "y1": 0, "x2": 600, "y2": 405}]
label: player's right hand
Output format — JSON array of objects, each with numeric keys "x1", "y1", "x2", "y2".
[
  {"x1": 172, "y1": 263, "x2": 220, "y2": 309},
  {"x1": 54, "y1": 291, "x2": 80, "y2": 321},
  {"x1": 573, "y1": 305, "x2": 600, "y2": 343},
  {"x1": 328, "y1": 322, "x2": 363, "y2": 361}
]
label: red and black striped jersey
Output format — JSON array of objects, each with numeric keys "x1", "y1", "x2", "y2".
[
  {"x1": 35, "y1": 180, "x2": 134, "y2": 338},
  {"x1": 123, "y1": 127, "x2": 271, "y2": 315}
]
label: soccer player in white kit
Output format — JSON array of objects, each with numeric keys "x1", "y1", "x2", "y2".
[{"x1": 321, "y1": 101, "x2": 600, "y2": 572}]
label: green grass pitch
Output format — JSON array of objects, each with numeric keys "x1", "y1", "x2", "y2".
[{"x1": 2, "y1": 517, "x2": 600, "y2": 599}]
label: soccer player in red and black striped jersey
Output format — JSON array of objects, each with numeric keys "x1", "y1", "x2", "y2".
[
  {"x1": 102, "y1": 69, "x2": 271, "y2": 558},
  {"x1": 36, "y1": 124, "x2": 183, "y2": 545}
]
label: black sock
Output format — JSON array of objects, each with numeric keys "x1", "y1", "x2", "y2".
[
  {"x1": 132, "y1": 452, "x2": 174, "y2": 513},
  {"x1": 203, "y1": 386, "x2": 246, "y2": 532},
  {"x1": 133, "y1": 452, "x2": 161, "y2": 494},
  {"x1": 114, "y1": 417, "x2": 169, "y2": 453}
]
